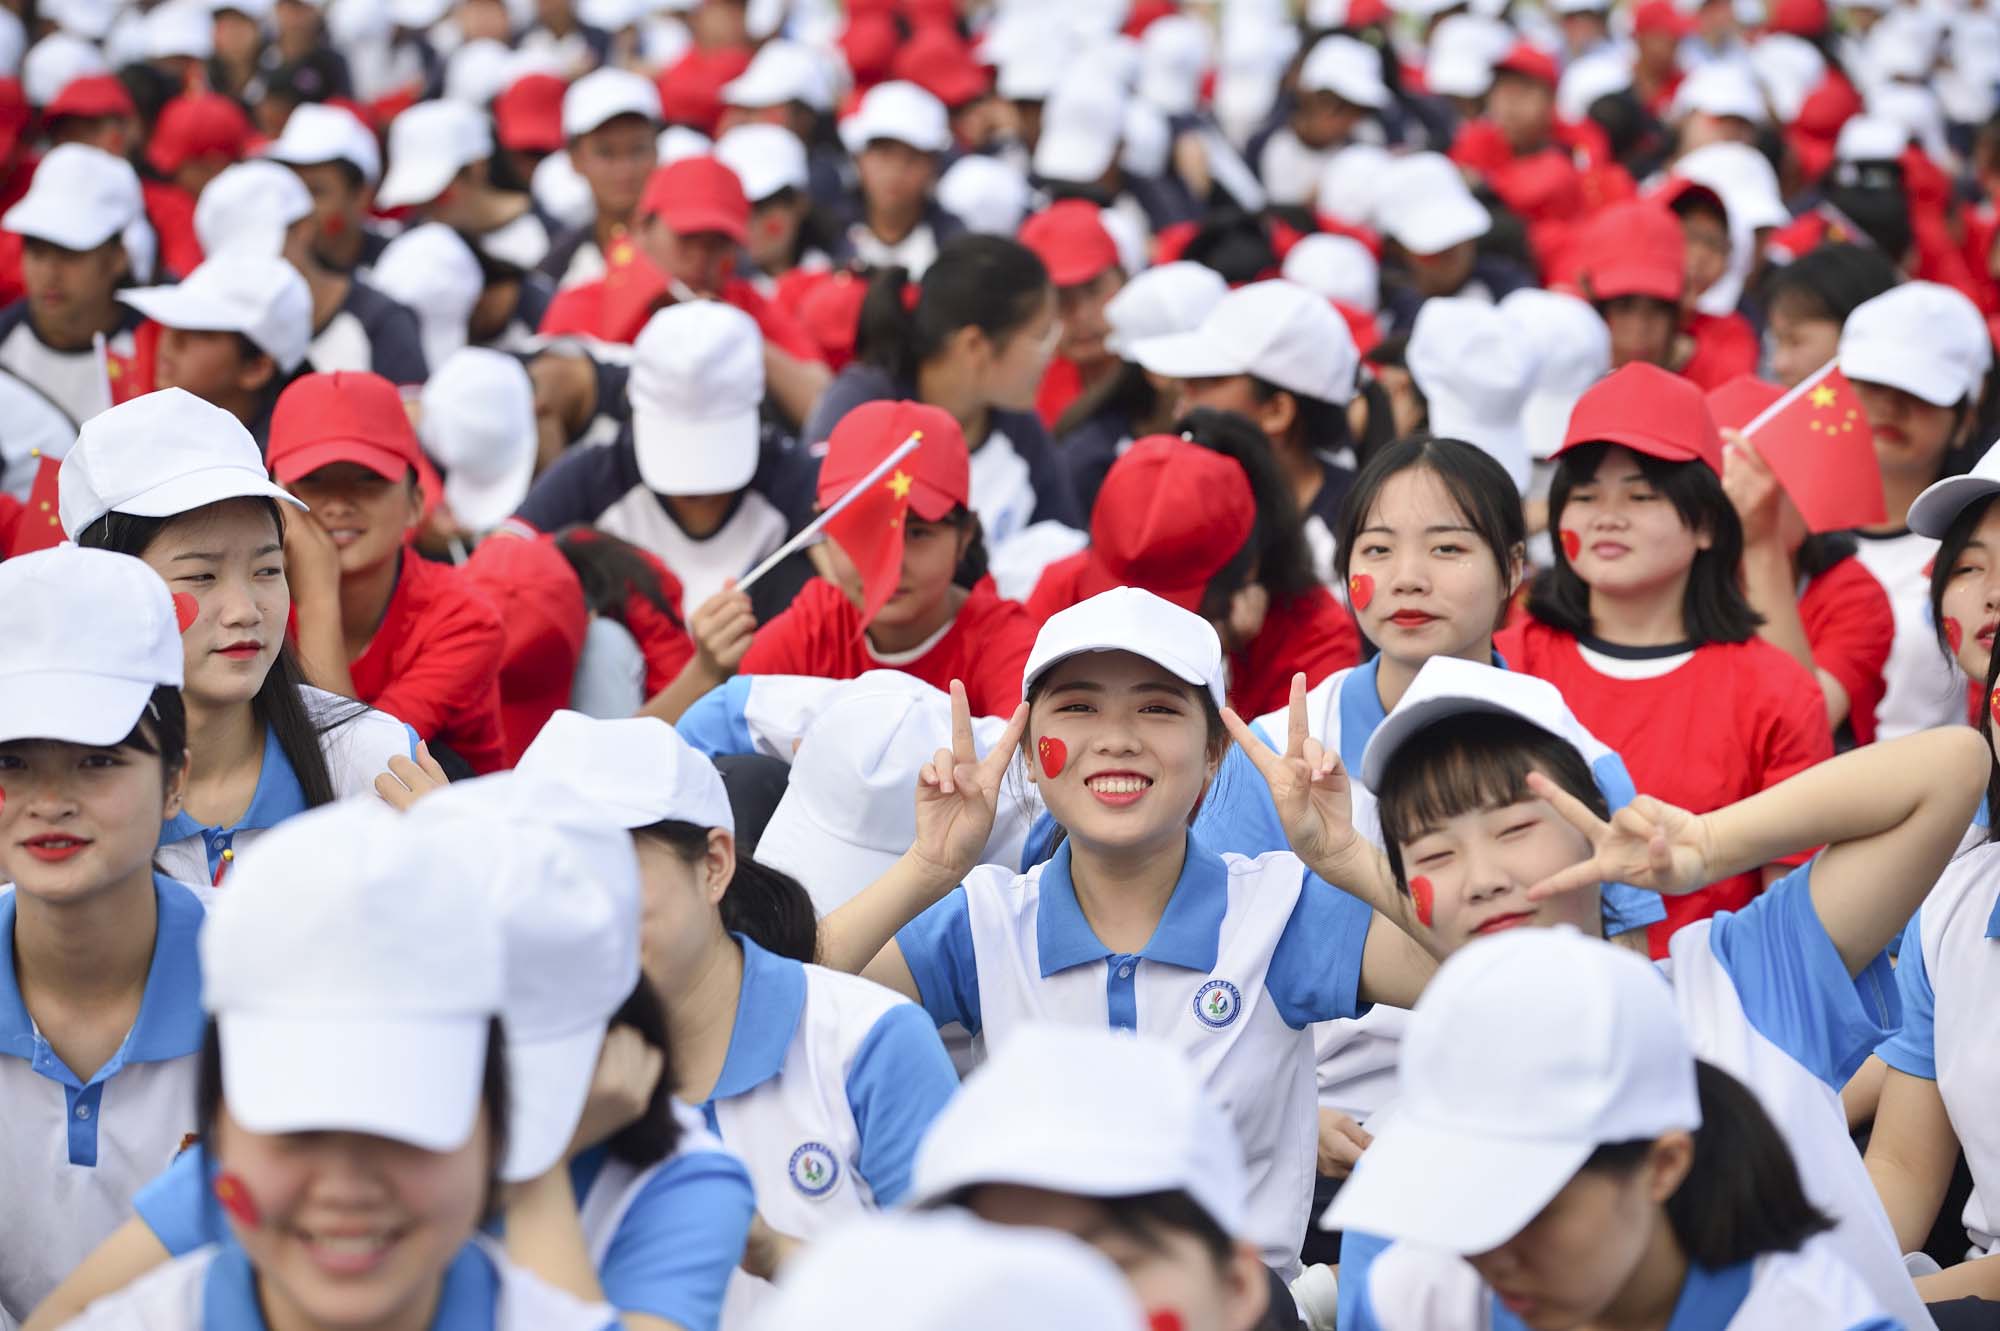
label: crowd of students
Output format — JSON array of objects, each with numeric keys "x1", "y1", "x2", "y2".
[{"x1": 9, "y1": 0, "x2": 2000, "y2": 1325}]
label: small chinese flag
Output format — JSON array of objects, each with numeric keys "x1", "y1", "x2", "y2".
[
  {"x1": 1731, "y1": 363, "x2": 1885, "y2": 532},
  {"x1": 822, "y1": 462, "x2": 916, "y2": 631},
  {"x1": 8, "y1": 452, "x2": 65, "y2": 557}
]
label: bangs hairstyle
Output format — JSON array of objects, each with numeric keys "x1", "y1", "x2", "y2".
[
  {"x1": 1928, "y1": 492, "x2": 2000, "y2": 659},
  {"x1": 1528, "y1": 443, "x2": 1761, "y2": 646},
  {"x1": 1375, "y1": 712, "x2": 1606, "y2": 896},
  {"x1": 1333, "y1": 434, "x2": 1527, "y2": 612}
]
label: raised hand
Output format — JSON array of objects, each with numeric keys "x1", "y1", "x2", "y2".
[
  {"x1": 689, "y1": 579, "x2": 758, "y2": 679},
  {"x1": 373, "y1": 740, "x2": 449, "y2": 810},
  {"x1": 1221, "y1": 673, "x2": 1361, "y2": 876},
  {"x1": 909, "y1": 680, "x2": 1029, "y2": 884},
  {"x1": 1522, "y1": 771, "x2": 1717, "y2": 902}
]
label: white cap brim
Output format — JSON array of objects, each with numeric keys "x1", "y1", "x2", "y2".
[
  {"x1": 1026, "y1": 637, "x2": 1225, "y2": 710},
  {"x1": 119, "y1": 285, "x2": 261, "y2": 341},
  {"x1": 1390, "y1": 198, "x2": 1490, "y2": 255},
  {"x1": 633, "y1": 408, "x2": 760, "y2": 496},
  {"x1": 3, "y1": 195, "x2": 123, "y2": 250},
  {"x1": 220, "y1": 1011, "x2": 490, "y2": 1152},
  {"x1": 1128, "y1": 328, "x2": 1245, "y2": 382},
  {"x1": 1908, "y1": 474, "x2": 2000, "y2": 538},
  {"x1": 65, "y1": 462, "x2": 307, "y2": 539},
  {"x1": 754, "y1": 796, "x2": 903, "y2": 917},
  {"x1": 502, "y1": 1024, "x2": 608, "y2": 1182},
  {"x1": 443, "y1": 466, "x2": 533, "y2": 534},
  {"x1": 376, "y1": 156, "x2": 462, "y2": 209},
  {"x1": 1033, "y1": 130, "x2": 1118, "y2": 184},
  {"x1": 1363, "y1": 692, "x2": 1544, "y2": 789},
  {"x1": 0, "y1": 669, "x2": 156, "y2": 746},
  {"x1": 1839, "y1": 340, "x2": 1968, "y2": 407}
]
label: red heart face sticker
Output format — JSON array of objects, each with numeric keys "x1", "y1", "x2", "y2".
[
  {"x1": 214, "y1": 1172, "x2": 261, "y2": 1228},
  {"x1": 172, "y1": 593, "x2": 199, "y2": 633},
  {"x1": 1409, "y1": 875, "x2": 1434, "y2": 928},
  {"x1": 1990, "y1": 686, "x2": 2000, "y2": 729},
  {"x1": 1348, "y1": 573, "x2": 1374, "y2": 610},
  {"x1": 1923, "y1": 557, "x2": 1937, "y2": 578},
  {"x1": 1560, "y1": 529, "x2": 1581, "y2": 561},
  {"x1": 1036, "y1": 736, "x2": 1066, "y2": 778},
  {"x1": 1148, "y1": 1315, "x2": 1185, "y2": 1331},
  {"x1": 1947, "y1": 617, "x2": 1964, "y2": 654}
]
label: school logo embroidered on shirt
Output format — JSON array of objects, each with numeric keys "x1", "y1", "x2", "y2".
[
  {"x1": 1192, "y1": 980, "x2": 1242, "y2": 1029},
  {"x1": 788, "y1": 1142, "x2": 841, "y2": 1198}
]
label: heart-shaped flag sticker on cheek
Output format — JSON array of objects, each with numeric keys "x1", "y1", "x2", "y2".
[
  {"x1": 214, "y1": 1172, "x2": 261, "y2": 1228},
  {"x1": 1947, "y1": 618, "x2": 1964, "y2": 654},
  {"x1": 1409, "y1": 875, "x2": 1434, "y2": 928},
  {"x1": 1036, "y1": 736, "x2": 1066, "y2": 778},
  {"x1": 1348, "y1": 573, "x2": 1374, "y2": 610},
  {"x1": 1990, "y1": 686, "x2": 2000, "y2": 729},
  {"x1": 172, "y1": 593, "x2": 199, "y2": 633},
  {"x1": 1560, "y1": 529, "x2": 1581, "y2": 561}
]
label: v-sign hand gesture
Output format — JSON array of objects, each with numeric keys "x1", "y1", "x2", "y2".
[
  {"x1": 909, "y1": 680, "x2": 1030, "y2": 885},
  {"x1": 1222, "y1": 673, "x2": 1362, "y2": 876},
  {"x1": 1522, "y1": 772, "x2": 1718, "y2": 903}
]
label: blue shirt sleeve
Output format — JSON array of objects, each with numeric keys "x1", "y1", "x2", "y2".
[
  {"x1": 845, "y1": 1003, "x2": 960, "y2": 1205},
  {"x1": 674, "y1": 677, "x2": 757, "y2": 758},
  {"x1": 1264, "y1": 871, "x2": 1375, "y2": 1029},
  {"x1": 596, "y1": 1149, "x2": 755, "y2": 1331},
  {"x1": 1337, "y1": 1229, "x2": 1393, "y2": 1331},
  {"x1": 1589, "y1": 753, "x2": 1667, "y2": 937},
  {"x1": 895, "y1": 887, "x2": 983, "y2": 1034},
  {"x1": 133, "y1": 1144, "x2": 219, "y2": 1255},
  {"x1": 1707, "y1": 859, "x2": 1901, "y2": 1088},
  {"x1": 1192, "y1": 739, "x2": 1291, "y2": 859},
  {"x1": 1875, "y1": 912, "x2": 1937, "y2": 1080}
]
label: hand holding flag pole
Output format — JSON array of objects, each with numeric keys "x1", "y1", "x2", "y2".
[
  {"x1": 734, "y1": 433, "x2": 922, "y2": 595},
  {"x1": 1728, "y1": 358, "x2": 1884, "y2": 532}
]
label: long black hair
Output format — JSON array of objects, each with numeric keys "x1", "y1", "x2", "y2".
[
  {"x1": 78, "y1": 499, "x2": 363, "y2": 808},
  {"x1": 1529, "y1": 443, "x2": 1762, "y2": 646},
  {"x1": 1175, "y1": 406, "x2": 1321, "y2": 612},
  {"x1": 602, "y1": 975, "x2": 685, "y2": 1166},
  {"x1": 555, "y1": 525, "x2": 686, "y2": 631},
  {"x1": 1053, "y1": 358, "x2": 1160, "y2": 440},
  {"x1": 855, "y1": 236, "x2": 1051, "y2": 385},
  {"x1": 1978, "y1": 621, "x2": 2000, "y2": 842},
  {"x1": 634, "y1": 818, "x2": 820, "y2": 964}
]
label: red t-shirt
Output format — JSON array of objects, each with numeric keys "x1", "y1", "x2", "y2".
[
  {"x1": 1679, "y1": 311, "x2": 1758, "y2": 391},
  {"x1": 1494, "y1": 617, "x2": 1833, "y2": 956},
  {"x1": 1226, "y1": 586, "x2": 1362, "y2": 719},
  {"x1": 1035, "y1": 355, "x2": 1083, "y2": 429},
  {"x1": 141, "y1": 179, "x2": 203, "y2": 281},
  {"x1": 738, "y1": 575, "x2": 1037, "y2": 716},
  {"x1": 1796, "y1": 554, "x2": 1893, "y2": 747},
  {"x1": 348, "y1": 551, "x2": 508, "y2": 774},
  {"x1": 621, "y1": 543, "x2": 694, "y2": 698}
]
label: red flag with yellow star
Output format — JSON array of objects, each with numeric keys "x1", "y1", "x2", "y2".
[
  {"x1": 8, "y1": 452, "x2": 65, "y2": 557},
  {"x1": 1740, "y1": 361, "x2": 1885, "y2": 532},
  {"x1": 821, "y1": 461, "x2": 916, "y2": 630}
]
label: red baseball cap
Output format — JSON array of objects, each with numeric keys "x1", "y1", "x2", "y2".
[
  {"x1": 146, "y1": 92, "x2": 252, "y2": 176},
  {"x1": 798, "y1": 269, "x2": 869, "y2": 371},
  {"x1": 1559, "y1": 363, "x2": 1724, "y2": 473},
  {"x1": 656, "y1": 45, "x2": 750, "y2": 135},
  {"x1": 1632, "y1": 0, "x2": 1692, "y2": 36},
  {"x1": 267, "y1": 371, "x2": 425, "y2": 484},
  {"x1": 1079, "y1": 435, "x2": 1255, "y2": 610},
  {"x1": 493, "y1": 73, "x2": 567, "y2": 154},
  {"x1": 45, "y1": 73, "x2": 136, "y2": 122},
  {"x1": 1768, "y1": 0, "x2": 1828, "y2": 36},
  {"x1": 840, "y1": 12, "x2": 900, "y2": 87},
  {"x1": 1576, "y1": 199, "x2": 1685, "y2": 304},
  {"x1": 1492, "y1": 42, "x2": 1558, "y2": 89},
  {"x1": 640, "y1": 155, "x2": 749, "y2": 244},
  {"x1": 892, "y1": 26, "x2": 992, "y2": 110},
  {"x1": 818, "y1": 400, "x2": 969, "y2": 521},
  {"x1": 1018, "y1": 200, "x2": 1120, "y2": 288},
  {"x1": 464, "y1": 532, "x2": 588, "y2": 766}
]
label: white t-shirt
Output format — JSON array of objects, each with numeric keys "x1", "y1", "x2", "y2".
[{"x1": 1852, "y1": 528, "x2": 1964, "y2": 739}]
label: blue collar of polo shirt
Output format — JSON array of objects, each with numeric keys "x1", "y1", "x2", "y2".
[
  {"x1": 1660, "y1": 1259, "x2": 1755, "y2": 1329},
  {"x1": 1036, "y1": 833, "x2": 1229, "y2": 978},
  {"x1": 705, "y1": 933, "x2": 807, "y2": 1103},
  {"x1": 161, "y1": 724, "x2": 308, "y2": 847},
  {"x1": 1336, "y1": 657, "x2": 1389, "y2": 778},
  {"x1": 203, "y1": 1237, "x2": 498, "y2": 1328},
  {"x1": 0, "y1": 874, "x2": 205, "y2": 1072}
]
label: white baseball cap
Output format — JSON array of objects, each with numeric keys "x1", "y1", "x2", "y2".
[
  {"x1": 1131, "y1": 278, "x2": 1359, "y2": 406},
  {"x1": 1835, "y1": 112, "x2": 1908, "y2": 164},
  {"x1": 1839, "y1": 280, "x2": 1991, "y2": 408},
  {"x1": 60, "y1": 387, "x2": 307, "y2": 538},
  {"x1": 1033, "y1": 71, "x2": 1126, "y2": 185},
  {"x1": 120, "y1": 252, "x2": 314, "y2": 373},
  {"x1": 1299, "y1": 33, "x2": 1390, "y2": 108},
  {"x1": 263, "y1": 102, "x2": 383, "y2": 186},
  {"x1": 722, "y1": 38, "x2": 834, "y2": 112},
  {"x1": 22, "y1": 33, "x2": 108, "y2": 107},
  {"x1": 44, "y1": 0, "x2": 116, "y2": 40},
  {"x1": 1376, "y1": 152, "x2": 1490, "y2": 255},
  {"x1": 376, "y1": 99, "x2": 493, "y2": 209},
  {"x1": 1103, "y1": 259, "x2": 1228, "y2": 357},
  {"x1": 1258, "y1": 126, "x2": 1326, "y2": 208},
  {"x1": 195, "y1": 160, "x2": 313, "y2": 259},
  {"x1": 1556, "y1": 48, "x2": 1633, "y2": 123},
  {"x1": 1325, "y1": 927, "x2": 1699, "y2": 1252},
  {"x1": 1499, "y1": 288, "x2": 1610, "y2": 461},
  {"x1": 563, "y1": 66, "x2": 662, "y2": 139},
  {"x1": 371, "y1": 223, "x2": 483, "y2": 370},
  {"x1": 658, "y1": 124, "x2": 713, "y2": 164},
  {"x1": 1672, "y1": 141, "x2": 1788, "y2": 230},
  {"x1": 201, "y1": 800, "x2": 508, "y2": 1152},
  {"x1": 408, "y1": 772, "x2": 643, "y2": 1182},
  {"x1": 516, "y1": 709, "x2": 735, "y2": 833},
  {"x1": 1908, "y1": 439, "x2": 2000, "y2": 538},
  {"x1": 911, "y1": 1024, "x2": 1250, "y2": 1234},
  {"x1": 419, "y1": 348, "x2": 536, "y2": 533},
  {"x1": 1137, "y1": 14, "x2": 1211, "y2": 116},
  {"x1": 1315, "y1": 141, "x2": 1392, "y2": 229},
  {"x1": 1119, "y1": 99, "x2": 1171, "y2": 180},
  {"x1": 1360, "y1": 655, "x2": 1609, "y2": 790},
  {"x1": 754, "y1": 1211, "x2": 1146, "y2": 1331},
  {"x1": 443, "y1": 38, "x2": 514, "y2": 108},
  {"x1": 3, "y1": 142, "x2": 141, "y2": 251},
  {"x1": 938, "y1": 152, "x2": 1033, "y2": 236},
  {"x1": 144, "y1": 0, "x2": 214, "y2": 60},
  {"x1": 1024, "y1": 586, "x2": 1225, "y2": 709},
  {"x1": 715, "y1": 122, "x2": 807, "y2": 204},
  {"x1": 628, "y1": 301, "x2": 765, "y2": 497},
  {"x1": 1281, "y1": 232, "x2": 1379, "y2": 314},
  {"x1": 1408, "y1": 296, "x2": 1538, "y2": 494},
  {"x1": 839, "y1": 80, "x2": 951, "y2": 155},
  {"x1": 1670, "y1": 61, "x2": 1766, "y2": 122},
  {"x1": 0, "y1": 545, "x2": 184, "y2": 746}
]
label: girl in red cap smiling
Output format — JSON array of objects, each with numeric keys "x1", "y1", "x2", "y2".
[{"x1": 1495, "y1": 363, "x2": 1832, "y2": 956}]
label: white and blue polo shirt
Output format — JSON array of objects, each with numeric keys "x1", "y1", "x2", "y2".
[
  {"x1": 896, "y1": 833, "x2": 1375, "y2": 1279},
  {"x1": 56, "y1": 1237, "x2": 617, "y2": 1330},
  {"x1": 137, "y1": 1105, "x2": 754, "y2": 1331},
  {"x1": 156, "y1": 687, "x2": 417, "y2": 886},
  {"x1": 698, "y1": 935, "x2": 960, "y2": 1326},
  {"x1": 1876, "y1": 831, "x2": 2000, "y2": 1260},
  {"x1": 0, "y1": 876, "x2": 205, "y2": 1326},
  {"x1": 1337, "y1": 861, "x2": 1928, "y2": 1331}
]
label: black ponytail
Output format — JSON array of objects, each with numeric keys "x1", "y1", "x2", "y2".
[
  {"x1": 856, "y1": 237, "x2": 1051, "y2": 385},
  {"x1": 603, "y1": 976, "x2": 686, "y2": 1167},
  {"x1": 554, "y1": 525, "x2": 685, "y2": 630},
  {"x1": 634, "y1": 819, "x2": 820, "y2": 963}
]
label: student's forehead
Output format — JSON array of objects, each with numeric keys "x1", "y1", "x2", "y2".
[
  {"x1": 1039, "y1": 651, "x2": 1193, "y2": 695},
  {"x1": 157, "y1": 498, "x2": 281, "y2": 548}
]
